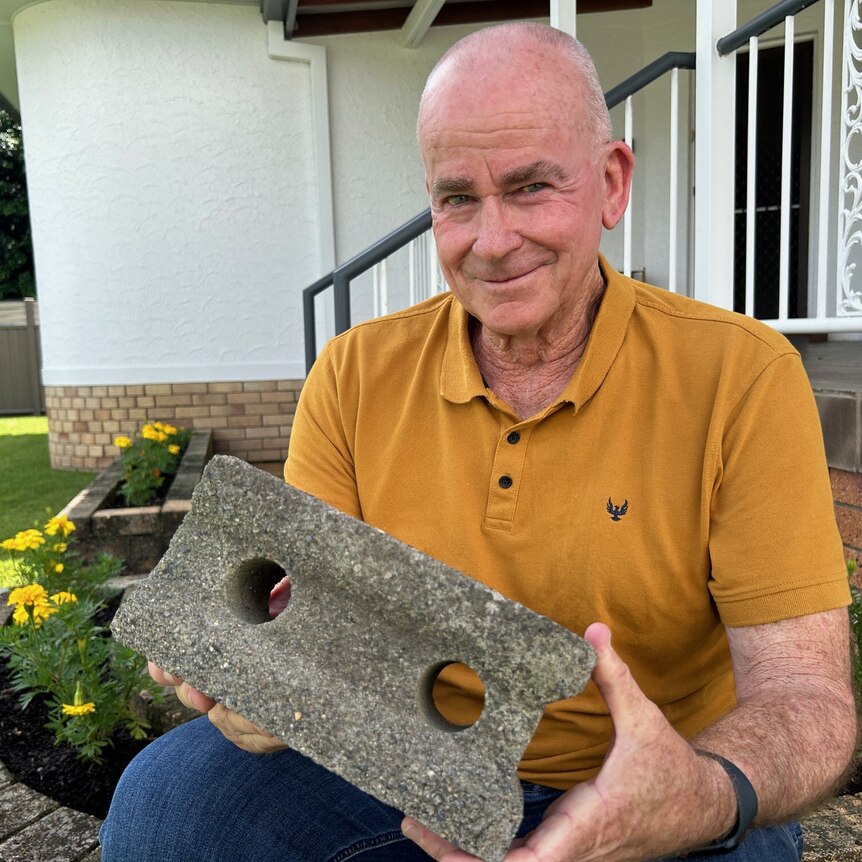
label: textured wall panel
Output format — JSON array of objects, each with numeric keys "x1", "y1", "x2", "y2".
[{"x1": 15, "y1": 0, "x2": 319, "y2": 384}]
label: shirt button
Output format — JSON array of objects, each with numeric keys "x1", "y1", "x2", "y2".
[
  {"x1": 507, "y1": 431, "x2": 521, "y2": 445},
  {"x1": 498, "y1": 475, "x2": 513, "y2": 489}
]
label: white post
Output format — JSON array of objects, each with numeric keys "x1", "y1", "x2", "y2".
[
  {"x1": 550, "y1": 0, "x2": 577, "y2": 37},
  {"x1": 778, "y1": 16, "x2": 795, "y2": 321},
  {"x1": 745, "y1": 37, "x2": 759, "y2": 318},
  {"x1": 815, "y1": 0, "x2": 834, "y2": 321},
  {"x1": 624, "y1": 96, "x2": 633, "y2": 277},
  {"x1": 694, "y1": 0, "x2": 737, "y2": 309},
  {"x1": 668, "y1": 68, "x2": 679, "y2": 294}
]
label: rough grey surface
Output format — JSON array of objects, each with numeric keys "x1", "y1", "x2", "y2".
[
  {"x1": 0, "y1": 784, "x2": 57, "y2": 842},
  {"x1": 112, "y1": 455, "x2": 596, "y2": 861},
  {"x1": 803, "y1": 794, "x2": 862, "y2": 861},
  {"x1": 0, "y1": 806, "x2": 100, "y2": 862}
]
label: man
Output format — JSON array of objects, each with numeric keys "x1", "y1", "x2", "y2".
[{"x1": 100, "y1": 23, "x2": 856, "y2": 862}]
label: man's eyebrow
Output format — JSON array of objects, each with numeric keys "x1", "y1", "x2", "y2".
[
  {"x1": 430, "y1": 161, "x2": 567, "y2": 199},
  {"x1": 431, "y1": 176, "x2": 473, "y2": 198},
  {"x1": 498, "y1": 160, "x2": 567, "y2": 187}
]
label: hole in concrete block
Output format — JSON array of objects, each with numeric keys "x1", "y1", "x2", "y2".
[
  {"x1": 227, "y1": 558, "x2": 290, "y2": 624},
  {"x1": 419, "y1": 661, "x2": 485, "y2": 732}
]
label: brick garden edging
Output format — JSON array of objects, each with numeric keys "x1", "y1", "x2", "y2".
[{"x1": 60, "y1": 430, "x2": 213, "y2": 575}]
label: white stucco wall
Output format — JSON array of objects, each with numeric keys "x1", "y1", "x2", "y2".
[{"x1": 15, "y1": 0, "x2": 322, "y2": 385}]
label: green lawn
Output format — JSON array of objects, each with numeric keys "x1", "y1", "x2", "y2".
[{"x1": 0, "y1": 416, "x2": 96, "y2": 587}]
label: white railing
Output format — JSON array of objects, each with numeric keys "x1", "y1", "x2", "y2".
[{"x1": 711, "y1": 0, "x2": 862, "y2": 332}]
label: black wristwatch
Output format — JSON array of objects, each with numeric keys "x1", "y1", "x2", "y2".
[{"x1": 693, "y1": 750, "x2": 759, "y2": 853}]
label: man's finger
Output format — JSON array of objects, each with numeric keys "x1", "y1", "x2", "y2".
[
  {"x1": 583, "y1": 622, "x2": 655, "y2": 733},
  {"x1": 401, "y1": 818, "x2": 480, "y2": 861},
  {"x1": 147, "y1": 661, "x2": 181, "y2": 686},
  {"x1": 175, "y1": 681, "x2": 216, "y2": 713}
]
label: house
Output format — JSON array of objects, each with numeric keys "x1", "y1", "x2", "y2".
[{"x1": 0, "y1": 1, "x2": 859, "y2": 500}]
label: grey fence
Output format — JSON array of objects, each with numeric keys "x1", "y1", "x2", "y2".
[{"x1": 0, "y1": 299, "x2": 44, "y2": 415}]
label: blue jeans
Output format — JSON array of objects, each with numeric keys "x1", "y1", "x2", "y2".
[{"x1": 100, "y1": 716, "x2": 803, "y2": 862}]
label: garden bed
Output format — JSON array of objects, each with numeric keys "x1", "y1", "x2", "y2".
[{"x1": 60, "y1": 430, "x2": 213, "y2": 574}]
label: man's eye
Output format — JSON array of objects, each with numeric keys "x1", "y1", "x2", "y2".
[
  {"x1": 522, "y1": 182, "x2": 547, "y2": 193},
  {"x1": 444, "y1": 194, "x2": 471, "y2": 206}
]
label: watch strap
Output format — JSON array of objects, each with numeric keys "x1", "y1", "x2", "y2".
[{"x1": 693, "y1": 749, "x2": 759, "y2": 852}]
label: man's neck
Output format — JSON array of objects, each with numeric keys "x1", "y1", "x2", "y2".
[{"x1": 471, "y1": 272, "x2": 605, "y2": 421}]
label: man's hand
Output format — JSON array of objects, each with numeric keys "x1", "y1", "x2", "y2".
[
  {"x1": 401, "y1": 622, "x2": 735, "y2": 862},
  {"x1": 146, "y1": 577, "x2": 293, "y2": 755},
  {"x1": 147, "y1": 662, "x2": 289, "y2": 754}
]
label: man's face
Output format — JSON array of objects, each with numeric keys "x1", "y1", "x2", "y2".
[{"x1": 420, "y1": 59, "x2": 622, "y2": 341}]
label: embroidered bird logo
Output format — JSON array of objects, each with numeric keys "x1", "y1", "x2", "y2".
[{"x1": 607, "y1": 498, "x2": 628, "y2": 521}]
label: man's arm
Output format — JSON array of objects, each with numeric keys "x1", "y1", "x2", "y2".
[
  {"x1": 403, "y1": 609, "x2": 857, "y2": 862},
  {"x1": 693, "y1": 607, "x2": 857, "y2": 823}
]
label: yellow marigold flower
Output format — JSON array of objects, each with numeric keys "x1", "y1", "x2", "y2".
[
  {"x1": 141, "y1": 425, "x2": 167, "y2": 443},
  {"x1": 53, "y1": 563, "x2": 64, "y2": 574},
  {"x1": 12, "y1": 529, "x2": 45, "y2": 551},
  {"x1": 167, "y1": 444, "x2": 180, "y2": 455},
  {"x1": 11, "y1": 604, "x2": 29, "y2": 625},
  {"x1": 50, "y1": 591, "x2": 77, "y2": 605},
  {"x1": 31, "y1": 603, "x2": 57, "y2": 625},
  {"x1": 52, "y1": 542, "x2": 67, "y2": 554},
  {"x1": 61, "y1": 702, "x2": 96, "y2": 717},
  {"x1": 8, "y1": 583, "x2": 48, "y2": 606},
  {"x1": 1, "y1": 537, "x2": 17, "y2": 551},
  {"x1": 162, "y1": 423, "x2": 179, "y2": 436},
  {"x1": 114, "y1": 435, "x2": 133, "y2": 449},
  {"x1": 44, "y1": 515, "x2": 75, "y2": 538}
]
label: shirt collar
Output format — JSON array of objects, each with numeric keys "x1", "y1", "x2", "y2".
[{"x1": 440, "y1": 255, "x2": 635, "y2": 412}]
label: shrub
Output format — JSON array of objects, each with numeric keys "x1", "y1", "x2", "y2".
[
  {"x1": 114, "y1": 421, "x2": 191, "y2": 507},
  {"x1": 0, "y1": 515, "x2": 158, "y2": 762}
]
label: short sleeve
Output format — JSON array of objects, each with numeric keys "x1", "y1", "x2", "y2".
[
  {"x1": 283, "y1": 343, "x2": 362, "y2": 520},
  {"x1": 708, "y1": 352, "x2": 850, "y2": 626}
]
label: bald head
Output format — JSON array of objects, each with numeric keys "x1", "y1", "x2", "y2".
[{"x1": 418, "y1": 23, "x2": 611, "y2": 153}]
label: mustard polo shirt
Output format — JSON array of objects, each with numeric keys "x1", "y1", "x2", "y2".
[{"x1": 284, "y1": 257, "x2": 849, "y2": 789}]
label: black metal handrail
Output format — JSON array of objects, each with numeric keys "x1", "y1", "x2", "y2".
[
  {"x1": 303, "y1": 209, "x2": 432, "y2": 372},
  {"x1": 717, "y1": 0, "x2": 821, "y2": 56},
  {"x1": 604, "y1": 51, "x2": 696, "y2": 109}
]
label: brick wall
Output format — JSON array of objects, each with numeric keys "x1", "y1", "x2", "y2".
[
  {"x1": 45, "y1": 380, "x2": 303, "y2": 471},
  {"x1": 832, "y1": 469, "x2": 862, "y2": 585}
]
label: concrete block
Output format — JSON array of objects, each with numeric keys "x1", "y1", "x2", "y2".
[{"x1": 112, "y1": 456, "x2": 595, "y2": 862}]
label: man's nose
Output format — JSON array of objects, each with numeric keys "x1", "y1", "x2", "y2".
[{"x1": 471, "y1": 197, "x2": 523, "y2": 260}]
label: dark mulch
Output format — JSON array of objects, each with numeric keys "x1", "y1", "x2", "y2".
[
  {"x1": 0, "y1": 597, "x2": 154, "y2": 819},
  {"x1": 0, "y1": 658, "x2": 149, "y2": 819}
]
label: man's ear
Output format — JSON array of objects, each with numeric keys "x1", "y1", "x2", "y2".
[{"x1": 601, "y1": 142, "x2": 635, "y2": 230}]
